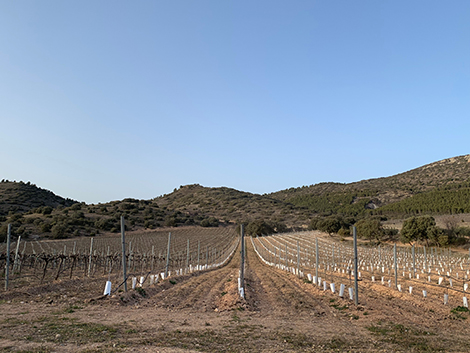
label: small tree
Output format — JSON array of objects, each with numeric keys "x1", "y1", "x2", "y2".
[
  {"x1": 318, "y1": 216, "x2": 342, "y2": 236},
  {"x1": 355, "y1": 218, "x2": 384, "y2": 243},
  {"x1": 51, "y1": 223, "x2": 68, "y2": 239},
  {"x1": 246, "y1": 220, "x2": 274, "y2": 237},
  {"x1": 400, "y1": 215, "x2": 438, "y2": 245},
  {"x1": 200, "y1": 217, "x2": 219, "y2": 227}
]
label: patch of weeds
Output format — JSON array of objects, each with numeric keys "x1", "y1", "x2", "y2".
[
  {"x1": 227, "y1": 278, "x2": 232, "y2": 282},
  {"x1": 64, "y1": 305, "x2": 83, "y2": 313},
  {"x1": 367, "y1": 321, "x2": 436, "y2": 351},
  {"x1": 205, "y1": 322, "x2": 211, "y2": 326},
  {"x1": 363, "y1": 311, "x2": 369, "y2": 316},
  {"x1": 327, "y1": 336, "x2": 348, "y2": 350},
  {"x1": 135, "y1": 287, "x2": 146, "y2": 297},
  {"x1": 231, "y1": 314, "x2": 241, "y2": 322},
  {"x1": 329, "y1": 298, "x2": 336, "y2": 303},
  {"x1": 169, "y1": 280, "x2": 176, "y2": 285},
  {"x1": 276, "y1": 331, "x2": 314, "y2": 348},
  {"x1": 303, "y1": 278, "x2": 312, "y2": 284},
  {"x1": 451, "y1": 306, "x2": 469, "y2": 313},
  {"x1": 331, "y1": 303, "x2": 349, "y2": 311},
  {"x1": 451, "y1": 306, "x2": 469, "y2": 320},
  {"x1": 221, "y1": 291, "x2": 227, "y2": 296},
  {"x1": 125, "y1": 328, "x2": 138, "y2": 334},
  {"x1": 33, "y1": 317, "x2": 118, "y2": 344}
]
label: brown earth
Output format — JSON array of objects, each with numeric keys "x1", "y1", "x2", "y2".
[{"x1": 2, "y1": 239, "x2": 470, "y2": 352}]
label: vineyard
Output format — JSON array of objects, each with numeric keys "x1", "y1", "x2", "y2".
[
  {"x1": 252, "y1": 230, "x2": 470, "y2": 308},
  {"x1": 0, "y1": 226, "x2": 239, "y2": 292},
  {"x1": 3, "y1": 227, "x2": 470, "y2": 352}
]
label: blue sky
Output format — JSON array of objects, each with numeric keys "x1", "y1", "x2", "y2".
[{"x1": 1, "y1": 1, "x2": 469, "y2": 204}]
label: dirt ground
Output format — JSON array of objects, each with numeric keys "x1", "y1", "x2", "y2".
[{"x1": 2, "y1": 239, "x2": 470, "y2": 353}]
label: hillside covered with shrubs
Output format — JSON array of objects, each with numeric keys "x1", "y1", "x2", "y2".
[{"x1": 1, "y1": 155, "x2": 470, "y2": 245}]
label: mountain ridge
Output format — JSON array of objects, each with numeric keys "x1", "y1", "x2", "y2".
[{"x1": 1, "y1": 155, "x2": 470, "y2": 239}]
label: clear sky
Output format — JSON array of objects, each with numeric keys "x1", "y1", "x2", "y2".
[{"x1": 1, "y1": 1, "x2": 469, "y2": 204}]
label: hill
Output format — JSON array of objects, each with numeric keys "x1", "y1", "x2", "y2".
[
  {"x1": 270, "y1": 154, "x2": 470, "y2": 216},
  {"x1": 0, "y1": 180, "x2": 76, "y2": 216},
  {"x1": 153, "y1": 184, "x2": 310, "y2": 226},
  {"x1": 2, "y1": 154, "x2": 470, "y2": 240}
]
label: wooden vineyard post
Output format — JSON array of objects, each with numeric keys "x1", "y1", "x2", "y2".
[
  {"x1": 5, "y1": 224, "x2": 11, "y2": 291},
  {"x1": 186, "y1": 239, "x2": 190, "y2": 272},
  {"x1": 240, "y1": 224, "x2": 245, "y2": 299},
  {"x1": 297, "y1": 241, "x2": 300, "y2": 277},
  {"x1": 412, "y1": 244, "x2": 416, "y2": 278},
  {"x1": 13, "y1": 235, "x2": 21, "y2": 273},
  {"x1": 424, "y1": 246, "x2": 427, "y2": 273},
  {"x1": 165, "y1": 232, "x2": 171, "y2": 278},
  {"x1": 394, "y1": 243, "x2": 398, "y2": 289},
  {"x1": 331, "y1": 245, "x2": 335, "y2": 268},
  {"x1": 87, "y1": 237, "x2": 94, "y2": 277},
  {"x1": 315, "y1": 238, "x2": 319, "y2": 284},
  {"x1": 197, "y1": 240, "x2": 200, "y2": 269},
  {"x1": 121, "y1": 216, "x2": 127, "y2": 292},
  {"x1": 353, "y1": 226, "x2": 359, "y2": 305},
  {"x1": 151, "y1": 245, "x2": 155, "y2": 272},
  {"x1": 379, "y1": 245, "x2": 382, "y2": 266},
  {"x1": 285, "y1": 243, "x2": 288, "y2": 270}
]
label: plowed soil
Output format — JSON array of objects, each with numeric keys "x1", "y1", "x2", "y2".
[{"x1": 2, "y1": 238, "x2": 470, "y2": 352}]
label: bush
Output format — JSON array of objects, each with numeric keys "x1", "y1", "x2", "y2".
[
  {"x1": 355, "y1": 218, "x2": 384, "y2": 242},
  {"x1": 164, "y1": 216, "x2": 177, "y2": 227},
  {"x1": 51, "y1": 223, "x2": 68, "y2": 239},
  {"x1": 119, "y1": 203, "x2": 136, "y2": 211},
  {"x1": 95, "y1": 218, "x2": 117, "y2": 231},
  {"x1": 455, "y1": 227, "x2": 470, "y2": 238},
  {"x1": 309, "y1": 217, "x2": 322, "y2": 230},
  {"x1": 42, "y1": 206, "x2": 53, "y2": 215},
  {"x1": 400, "y1": 216, "x2": 438, "y2": 245},
  {"x1": 144, "y1": 220, "x2": 155, "y2": 229},
  {"x1": 200, "y1": 217, "x2": 219, "y2": 227},
  {"x1": 318, "y1": 216, "x2": 342, "y2": 235},
  {"x1": 338, "y1": 227, "x2": 350, "y2": 237},
  {"x1": 246, "y1": 220, "x2": 274, "y2": 236},
  {"x1": 70, "y1": 203, "x2": 82, "y2": 211},
  {"x1": 40, "y1": 222, "x2": 52, "y2": 233}
]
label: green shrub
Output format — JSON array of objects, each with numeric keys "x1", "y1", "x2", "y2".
[
  {"x1": 355, "y1": 218, "x2": 384, "y2": 242},
  {"x1": 42, "y1": 206, "x2": 53, "y2": 215},
  {"x1": 95, "y1": 218, "x2": 117, "y2": 231},
  {"x1": 51, "y1": 223, "x2": 68, "y2": 239},
  {"x1": 200, "y1": 217, "x2": 219, "y2": 227},
  {"x1": 338, "y1": 227, "x2": 350, "y2": 237},
  {"x1": 40, "y1": 222, "x2": 52, "y2": 233}
]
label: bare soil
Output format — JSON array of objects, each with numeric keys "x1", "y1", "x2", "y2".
[{"x1": 2, "y1": 239, "x2": 470, "y2": 352}]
